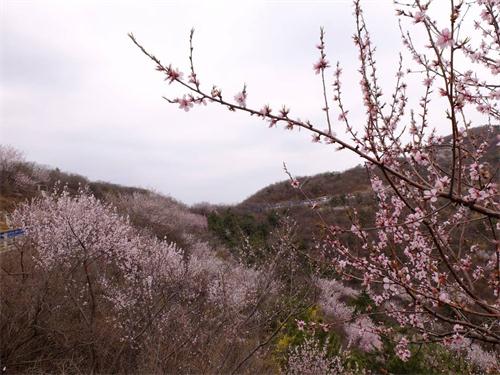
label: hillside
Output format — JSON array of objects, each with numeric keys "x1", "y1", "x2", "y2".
[
  {"x1": 241, "y1": 125, "x2": 498, "y2": 210},
  {"x1": 241, "y1": 165, "x2": 370, "y2": 208},
  {"x1": 198, "y1": 125, "x2": 499, "y2": 250},
  {"x1": 1, "y1": 124, "x2": 498, "y2": 374},
  {"x1": 0, "y1": 146, "x2": 207, "y2": 248}
]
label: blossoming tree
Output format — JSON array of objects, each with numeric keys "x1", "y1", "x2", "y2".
[
  {"x1": 2, "y1": 185, "x2": 306, "y2": 373},
  {"x1": 130, "y1": 0, "x2": 499, "y2": 362}
]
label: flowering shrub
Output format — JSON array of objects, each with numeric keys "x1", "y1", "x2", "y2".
[
  {"x1": 316, "y1": 278, "x2": 382, "y2": 353},
  {"x1": 4, "y1": 188, "x2": 185, "y2": 370},
  {"x1": 317, "y1": 278, "x2": 358, "y2": 322},
  {"x1": 286, "y1": 338, "x2": 344, "y2": 375},
  {"x1": 0, "y1": 145, "x2": 24, "y2": 170},
  {"x1": 0, "y1": 145, "x2": 49, "y2": 195},
  {"x1": 1, "y1": 187, "x2": 293, "y2": 373},
  {"x1": 131, "y1": 0, "x2": 500, "y2": 362},
  {"x1": 207, "y1": 262, "x2": 262, "y2": 311},
  {"x1": 344, "y1": 316, "x2": 383, "y2": 353},
  {"x1": 107, "y1": 190, "x2": 206, "y2": 247},
  {"x1": 462, "y1": 341, "x2": 498, "y2": 373}
]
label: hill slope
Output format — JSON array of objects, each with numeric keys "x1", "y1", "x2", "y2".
[{"x1": 240, "y1": 125, "x2": 498, "y2": 210}]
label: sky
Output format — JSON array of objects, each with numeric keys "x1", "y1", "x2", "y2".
[{"x1": 1, "y1": 0, "x2": 450, "y2": 204}]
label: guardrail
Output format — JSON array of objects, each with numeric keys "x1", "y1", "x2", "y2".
[
  {"x1": 240, "y1": 191, "x2": 372, "y2": 213},
  {"x1": 0, "y1": 228, "x2": 26, "y2": 240},
  {"x1": 241, "y1": 196, "x2": 350, "y2": 213}
]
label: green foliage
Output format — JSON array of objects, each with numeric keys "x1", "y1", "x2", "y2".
[
  {"x1": 207, "y1": 208, "x2": 279, "y2": 253},
  {"x1": 348, "y1": 290, "x2": 376, "y2": 315},
  {"x1": 381, "y1": 341, "x2": 473, "y2": 374}
]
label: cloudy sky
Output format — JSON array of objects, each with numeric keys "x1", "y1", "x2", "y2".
[{"x1": 1, "y1": 0, "x2": 450, "y2": 204}]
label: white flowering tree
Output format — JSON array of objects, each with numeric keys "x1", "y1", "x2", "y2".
[
  {"x1": 2, "y1": 186, "x2": 305, "y2": 373},
  {"x1": 2, "y1": 188, "x2": 187, "y2": 371},
  {"x1": 130, "y1": 0, "x2": 499, "y2": 364}
]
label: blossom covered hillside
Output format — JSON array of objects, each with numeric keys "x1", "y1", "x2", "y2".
[
  {"x1": 0, "y1": 147, "x2": 290, "y2": 373},
  {"x1": 1, "y1": 143, "x2": 498, "y2": 373}
]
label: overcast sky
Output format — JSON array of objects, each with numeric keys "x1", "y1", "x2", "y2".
[{"x1": 1, "y1": 0, "x2": 451, "y2": 204}]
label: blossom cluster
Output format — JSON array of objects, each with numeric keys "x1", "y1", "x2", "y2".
[
  {"x1": 4, "y1": 187, "x2": 285, "y2": 372},
  {"x1": 286, "y1": 338, "x2": 344, "y2": 375}
]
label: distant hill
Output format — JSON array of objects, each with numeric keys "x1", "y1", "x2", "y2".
[
  {"x1": 240, "y1": 165, "x2": 370, "y2": 208},
  {"x1": 208, "y1": 125, "x2": 498, "y2": 248},
  {"x1": 239, "y1": 125, "x2": 498, "y2": 211}
]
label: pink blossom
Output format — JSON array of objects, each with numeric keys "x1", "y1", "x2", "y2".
[
  {"x1": 469, "y1": 162, "x2": 480, "y2": 181},
  {"x1": 489, "y1": 90, "x2": 500, "y2": 100},
  {"x1": 317, "y1": 278, "x2": 357, "y2": 322},
  {"x1": 438, "y1": 291, "x2": 450, "y2": 303},
  {"x1": 413, "y1": 11, "x2": 426, "y2": 23},
  {"x1": 453, "y1": 324, "x2": 463, "y2": 333},
  {"x1": 473, "y1": 266, "x2": 484, "y2": 281},
  {"x1": 234, "y1": 91, "x2": 247, "y2": 107},
  {"x1": 476, "y1": 104, "x2": 492, "y2": 113},
  {"x1": 313, "y1": 57, "x2": 330, "y2": 74},
  {"x1": 188, "y1": 73, "x2": 199, "y2": 86},
  {"x1": 279, "y1": 106, "x2": 290, "y2": 117},
  {"x1": 286, "y1": 338, "x2": 344, "y2": 374},
  {"x1": 413, "y1": 150, "x2": 428, "y2": 166},
  {"x1": 211, "y1": 86, "x2": 222, "y2": 99},
  {"x1": 296, "y1": 319, "x2": 306, "y2": 331},
  {"x1": 338, "y1": 111, "x2": 349, "y2": 121},
  {"x1": 436, "y1": 28, "x2": 453, "y2": 49},
  {"x1": 371, "y1": 177, "x2": 384, "y2": 193},
  {"x1": 345, "y1": 316, "x2": 383, "y2": 352},
  {"x1": 165, "y1": 66, "x2": 183, "y2": 83},
  {"x1": 424, "y1": 189, "x2": 438, "y2": 202},
  {"x1": 467, "y1": 187, "x2": 490, "y2": 201},
  {"x1": 423, "y1": 77, "x2": 434, "y2": 87},
  {"x1": 177, "y1": 95, "x2": 193, "y2": 112},
  {"x1": 259, "y1": 104, "x2": 272, "y2": 117},
  {"x1": 268, "y1": 118, "x2": 278, "y2": 128},
  {"x1": 395, "y1": 337, "x2": 411, "y2": 361},
  {"x1": 480, "y1": 9, "x2": 493, "y2": 23},
  {"x1": 466, "y1": 343, "x2": 498, "y2": 372},
  {"x1": 434, "y1": 176, "x2": 450, "y2": 191}
]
